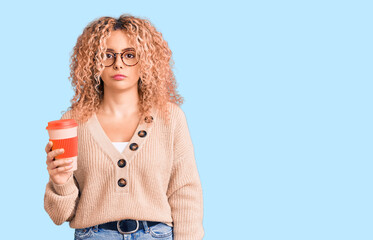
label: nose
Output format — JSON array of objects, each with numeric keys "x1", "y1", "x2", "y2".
[{"x1": 113, "y1": 54, "x2": 124, "y2": 69}]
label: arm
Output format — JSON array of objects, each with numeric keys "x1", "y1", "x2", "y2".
[
  {"x1": 43, "y1": 110, "x2": 80, "y2": 225},
  {"x1": 166, "y1": 107, "x2": 205, "y2": 240},
  {"x1": 44, "y1": 174, "x2": 79, "y2": 225}
]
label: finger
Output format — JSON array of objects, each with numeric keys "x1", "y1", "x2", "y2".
[
  {"x1": 45, "y1": 141, "x2": 53, "y2": 153},
  {"x1": 46, "y1": 148, "x2": 65, "y2": 163},
  {"x1": 48, "y1": 158, "x2": 73, "y2": 170},
  {"x1": 45, "y1": 154, "x2": 70, "y2": 169},
  {"x1": 50, "y1": 164, "x2": 73, "y2": 175}
]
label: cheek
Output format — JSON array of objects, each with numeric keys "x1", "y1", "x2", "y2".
[
  {"x1": 130, "y1": 67, "x2": 141, "y2": 77},
  {"x1": 101, "y1": 69, "x2": 109, "y2": 77}
]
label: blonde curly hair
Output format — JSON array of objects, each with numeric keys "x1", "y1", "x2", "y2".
[{"x1": 62, "y1": 13, "x2": 184, "y2": 125}]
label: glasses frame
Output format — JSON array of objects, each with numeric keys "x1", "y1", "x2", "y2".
[{"x1": 104, "y1": 50, "x2": 139, "y2": 67}]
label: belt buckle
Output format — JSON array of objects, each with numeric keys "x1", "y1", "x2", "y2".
[{"x1": 117, "y1": 219, "x2": 139, "y2": 234}]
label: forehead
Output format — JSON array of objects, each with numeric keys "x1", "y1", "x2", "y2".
[
  {"x1": 106, "y1": 47, "x2": 135, "y2": 52},
  {"x1": 105, "y1": 30, "x2": 134, "y2": 51}
]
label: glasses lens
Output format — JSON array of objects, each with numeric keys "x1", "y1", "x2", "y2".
[
  {"x1": 103, "y1": 51, "x2": 139, "y2": 67},
  {"x1": 104, "y1": 53, "x2": 114, "y2": 67},
  {"x1": 122, "y1": 50, "x2": 139, "y2": 66}
]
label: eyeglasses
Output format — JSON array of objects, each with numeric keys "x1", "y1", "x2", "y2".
[{"x1": 103, "y1": 50, "x2": 139, "y2": 67}]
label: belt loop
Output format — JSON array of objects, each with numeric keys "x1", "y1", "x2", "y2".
[{"x1": 142, "y1": 221, "x2": 149, "y2": 233}]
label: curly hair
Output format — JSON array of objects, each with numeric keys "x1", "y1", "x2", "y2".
[{"x1": 62, "y1": 13, "x2": 184, "y2": 125}]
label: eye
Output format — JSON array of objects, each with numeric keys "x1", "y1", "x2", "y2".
[
  {"x1": 125, "y1": 52, "x2": 136, "y2": 59},
  {"x1": 105, "y1": 53, "x2": 114, "y2": 59}
]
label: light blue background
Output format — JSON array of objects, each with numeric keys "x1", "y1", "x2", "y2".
[{"x1": 0, "y1": 0, "x2": 371, "y2": 239}]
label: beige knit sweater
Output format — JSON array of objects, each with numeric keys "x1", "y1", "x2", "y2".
[{"x1": 44, "y1": 102, "x2": 204, "y2": 240}]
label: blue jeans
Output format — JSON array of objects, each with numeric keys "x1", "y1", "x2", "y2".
[{"x1": 74, "y1": 221, "x2": 173, "y2": 240}]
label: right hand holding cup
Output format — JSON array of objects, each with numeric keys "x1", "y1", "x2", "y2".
[{"x1": 45, "y1": 141, "x2": 74, "y2": 185}]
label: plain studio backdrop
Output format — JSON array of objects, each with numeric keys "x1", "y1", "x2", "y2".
[{"x1": 0, "y1": 0, "x2": 372, "y2": 239}]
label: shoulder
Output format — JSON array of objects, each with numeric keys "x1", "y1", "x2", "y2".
[
  {"x1": 166, "y1": 102, "x2": 185, "y2": 117},
  {"x1": 164, "y1": 102, "x2": 188, "y2": 125},
  {"x1": 164, "y1": 102, "x2": 189, "y2": 131},
  {"x1": 60, "y1": 109, "x2": 72, "y2": 120}
]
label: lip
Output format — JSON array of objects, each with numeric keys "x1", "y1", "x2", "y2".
[{"x1": 112, "y1": 74, "x2": 127, "y2": 80}]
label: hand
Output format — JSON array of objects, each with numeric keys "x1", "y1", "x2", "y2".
[{"x1": 45, "y1": 141, "x2": 74, "y2": 185}]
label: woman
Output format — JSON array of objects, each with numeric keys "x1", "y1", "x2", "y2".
[{"x1": 44, "y1": 14, "x2": 204, "y2": 240}]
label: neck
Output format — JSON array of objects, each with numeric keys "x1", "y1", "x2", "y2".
[{"x1": 98, "y1": 87, "x2": 140, "y2": 118}]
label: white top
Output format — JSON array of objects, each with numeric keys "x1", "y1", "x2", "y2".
[{"x1": 112, "y1": 142, "x2": 129, "y2": 153}]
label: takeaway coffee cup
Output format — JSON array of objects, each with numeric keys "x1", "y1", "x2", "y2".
[{"x1": 46, "y1": 119, "x2": 78, "y2": 171}]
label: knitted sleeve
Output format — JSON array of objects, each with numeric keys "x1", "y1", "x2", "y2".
[
  {"x1": 166, "y1": 106, "x2": 205, "y2": 240},
  {"x1": 43, "y1": 110, "x2": 80, "y2": 225}
]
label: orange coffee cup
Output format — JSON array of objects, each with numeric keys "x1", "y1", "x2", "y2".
[{"x1": 46, "y1": 119, "x2": 78, "y2": 171}]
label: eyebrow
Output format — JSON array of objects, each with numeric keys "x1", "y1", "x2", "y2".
[{"x1": 106, "y1": 47, "x2": 135, "y2": 52}]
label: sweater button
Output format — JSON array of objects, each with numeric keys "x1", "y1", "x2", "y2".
[
  {"x1": 138, "y1": 130, "x2": 147, "y2": 138},
  {"x1": 117, "y1": 159, "x2": 126, "y2": 168},
  {"x1": 118, "y1": 178, "x2": 127, "y2": 187},
  {"x1": 129, "y1": 143, "x2": 138, "y2": 151},
  {"x1": 144, "y1": 116, "x2": 153, "y2": 123}
]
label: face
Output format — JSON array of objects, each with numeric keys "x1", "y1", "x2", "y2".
[{"x1": 100, "y1": 30, "x2": 140, "y2": 92}]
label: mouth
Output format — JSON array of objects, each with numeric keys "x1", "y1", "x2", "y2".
[{"x1": 112, "y1": 74, "x2": 127, "y2": 80}]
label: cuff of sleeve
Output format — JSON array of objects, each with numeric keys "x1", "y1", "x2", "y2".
[{"x1": 51, "y1": 173, "x2": 77, "y2": 196}]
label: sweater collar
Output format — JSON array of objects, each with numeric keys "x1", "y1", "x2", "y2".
[{"x1": 86, "y1": 106, "x2": 158, "y2": 163}]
